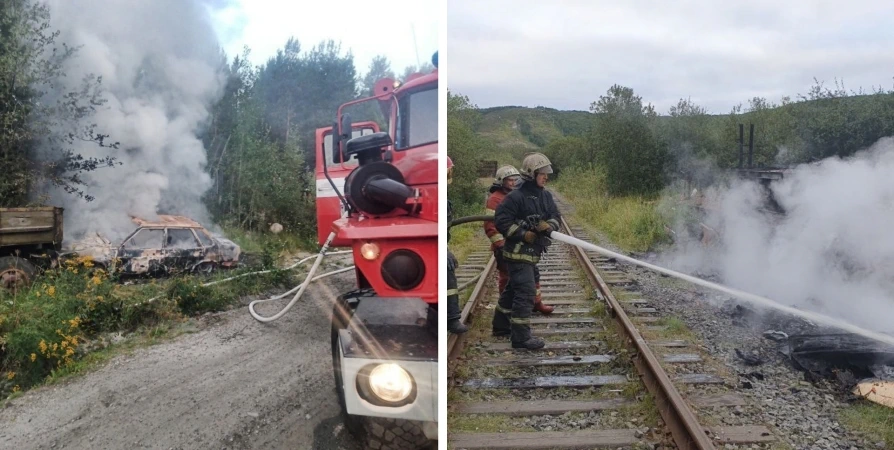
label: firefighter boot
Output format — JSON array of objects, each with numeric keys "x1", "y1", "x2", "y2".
[
  {"x1": 448, "y1": 319, "x2": 468, "y2": 334},
  {"x1": 511, "y1": 335, "x2": 545, "y2": 350},
  {"x1": 534, "y1": 284, "x2": 556, "y2": 316},
  {"x1": 533, "y1": 301, "x2": 554, "y2": 315}
]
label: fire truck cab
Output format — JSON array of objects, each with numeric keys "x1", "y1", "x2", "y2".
[{"x1": 314, "y1": 53, "x2": 438, "y2": 449}]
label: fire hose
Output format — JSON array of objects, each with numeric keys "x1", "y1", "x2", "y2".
[
  {"x1": 451, "y1": 215, "x2": 894, "y2": 347},
  {"x1": 135, "y1": 247, "x2": 353, "y2": 308},
  {"x1": 248, "y1": 212, "x2": 356, "y2": 323}
]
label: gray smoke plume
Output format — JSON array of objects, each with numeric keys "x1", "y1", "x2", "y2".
[
  {"x1": 660, "y1": 136, "x2": 894, "y2": 333},
  {"x1": 43, "y1": 0, "x2": 226, "y2": 242}
]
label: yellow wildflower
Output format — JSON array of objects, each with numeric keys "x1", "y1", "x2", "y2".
[
  {"x1": 91, "y1": 276, "x2": 101, "y2": 286},
  {"x1": 30, "y1": 353, "x2": 37, "y2": 362},
  {"x1": 6, "y1": 371, "x2": 14, "y2": 380},
  {"x1": 35, "y1": 291, "x2": 41, "y2": 298},
  {"x1": 69, "y1": 317, "x2": 81, "y2": 329},
  {"x1": 47, "y1": 286, "x2": 56, "y2": 297},
  {"x1": 12, "y1": 385, "x2": 19, "y2": 393},
  {"x1": 39, "y1": 340, "x2": 47, "y2": 354}
]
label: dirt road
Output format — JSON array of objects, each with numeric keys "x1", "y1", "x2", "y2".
[{"x1": 0, "y1": 274, "x2": 364, "y2": 450}]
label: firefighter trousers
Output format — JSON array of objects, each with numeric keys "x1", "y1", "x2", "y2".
[
  {"x1": 495, "y1": 250, "x2": 541, "y2": 304},
  {"x1": 492, "y1": 262, "x2": 537, "y2": 343},
  {"x1": 447, "y1": 250, "x2": 461, "y2": 321}
]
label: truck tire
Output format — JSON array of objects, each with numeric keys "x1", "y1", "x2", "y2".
[
  {"x1": 0, "y1": 256, "x2": 37, "y2": 292},
  {"x1": 330, "y1": 292, "x2": 433, "y2": 450},
  {"x1": 361, "y1": 417, "x2": 432, "y2": 449}
]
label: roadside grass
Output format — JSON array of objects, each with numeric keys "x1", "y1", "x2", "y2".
[
  {"x1": 552, "y1": 166, "x2": 670, "y2": 252},
  {"x1": 0, "y1": 252, "x2": 299, "y2": 400},
  {"x1": 841, "y1": 400, "x2": 894, "y2": 449},
  {"x1": 222, "y1": 225, "x2": 313, "y2": 259}
]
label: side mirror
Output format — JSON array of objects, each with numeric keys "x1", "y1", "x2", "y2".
[
  {"x1": 339, "y1": 113, "x2": 352, "y2": 142},
  {"x1": 337, "y1": 113, "x2": 352, "y2": 161}
]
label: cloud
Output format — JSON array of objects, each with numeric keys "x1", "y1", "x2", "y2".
[
  {"x1": 448, "y1": 0, "x2": 894, "y2": 112},
  {"x1": 210, "y1": 0, "x2": 439, "y2": 73}
]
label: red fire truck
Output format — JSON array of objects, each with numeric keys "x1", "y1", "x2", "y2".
[{"x1": 313, "y1": 52, "x2": 438, "y2": 448}]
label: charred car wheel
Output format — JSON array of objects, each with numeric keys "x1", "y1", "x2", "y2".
[
  {"x1": 0, "y1": 256, "x2": 37, "y2": 293},
  {"x1": 330, "y1": 290, "x2": 432, "y2": 449},
  {"x1": 192, "y1": 262, "x2": 216, "y2": 275}
]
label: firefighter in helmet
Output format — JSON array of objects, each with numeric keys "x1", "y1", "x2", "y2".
[
  {"x1": 446, "y1": 156, "x2": 468, "y2": 334},
  {"x1": 492, "y1": 152, "x2": 561, "y2": 349},
  {"x1": 484, "y1": 165, "x2": 554, "y2": 315}
]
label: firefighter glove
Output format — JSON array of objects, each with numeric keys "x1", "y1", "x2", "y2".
[
  {"x1": 523, "y1": 230, "x2": 538, "y2": 244},
  {"x1": 535, "y1": 220, "x2": 554, "y2": 235}
]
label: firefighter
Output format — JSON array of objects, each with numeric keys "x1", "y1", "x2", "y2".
[
  {"x1": 491, "y1": 153, "x2": 561, "y2": 349},
  {"x1": 484, "y1": 165, "x2": 554, "y2": 315},
  {"x1": 446, "y1": 156, "x2": 468, "y2": 334}
]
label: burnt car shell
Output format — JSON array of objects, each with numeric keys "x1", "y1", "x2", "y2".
[{"x1": 63, "y1": 215, "x2": 240, "y2": 276}]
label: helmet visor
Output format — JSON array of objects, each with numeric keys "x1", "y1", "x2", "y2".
[{"x1": 537, "y1": 165, "x2": 553, "y2": 175}]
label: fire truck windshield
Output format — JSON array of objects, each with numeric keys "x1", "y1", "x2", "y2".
[{"x1": 396, "y1": 86, "x2": 437, "y2": 151}]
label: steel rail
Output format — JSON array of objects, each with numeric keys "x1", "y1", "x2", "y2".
[{"x1": 559, "y1": 216, "x2": 715, "y2": 450}]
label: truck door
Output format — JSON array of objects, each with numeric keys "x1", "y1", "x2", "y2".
[{"x1": 314, "y1": 122, "x2": 379, "y2": 247}]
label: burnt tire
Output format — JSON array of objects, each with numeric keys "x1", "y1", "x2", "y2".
[
  {"x1": 330, "y1": 292, "x2": 433, "y2": 450},
  {"x1": 192, "y1": 262, "x2": 216, "y2": 275},
  {"x1": 0, "y1": 256, "x2": 37, "y2": 292}
]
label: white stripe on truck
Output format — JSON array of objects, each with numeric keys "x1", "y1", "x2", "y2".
[{"x1": 316, "y1": 177, "x2": 346, "y2": 198}]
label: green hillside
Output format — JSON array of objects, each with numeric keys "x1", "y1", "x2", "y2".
[{"x1": 471, "y1": 88, "x2": 894, "y2": 171}]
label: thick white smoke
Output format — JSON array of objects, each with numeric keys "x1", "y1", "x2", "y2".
[
  {"x1": 661, "y1": 137, "x2": 894, "y2": 334},
  {"x1": 43, "y1": 0, "x2": 226, "y2": 242}
]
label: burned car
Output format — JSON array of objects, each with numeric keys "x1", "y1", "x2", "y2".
[{"x1": 62, "y1": 215, "x2": 240, "y2": 276}]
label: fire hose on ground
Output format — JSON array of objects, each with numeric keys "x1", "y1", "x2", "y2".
[
  {"x1": 450, "y1": 216, "x2": 894, "y2": 347},
  {"x1": 248, "y1": 212, "x2": 356, "y2": 322}
]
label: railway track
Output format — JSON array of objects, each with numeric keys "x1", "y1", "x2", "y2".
[{"x1": 447, "y1": 211, "x2": 780, "y2": 450}]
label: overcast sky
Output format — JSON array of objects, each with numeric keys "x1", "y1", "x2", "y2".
[
  {"x1": 209, "y1": 0, "x2": 438, "y2": 77},
  {"x1": 447, "y1": 0, "x2": 894, "y2": 114}
]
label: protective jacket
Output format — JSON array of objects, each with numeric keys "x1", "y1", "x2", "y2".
[
  {"x1": 484, "y1": 184, "x2": 507, "y2": 250},
  {"x1": 494, "y1": 179, "x2": 561, "y2": 265}
]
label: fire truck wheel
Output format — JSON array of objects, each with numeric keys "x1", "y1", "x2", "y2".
[
  {"x1": 360, "y1": 417, "x2": 432, "y2": 449},
  {"x1": 0, "y1": 256, "x2": 37, "y2": 292}
]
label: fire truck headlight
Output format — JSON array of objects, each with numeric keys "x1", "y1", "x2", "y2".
[
  {"x1": 360, "y1": 242, "x2": 380, "y2": 260},
  {"x1": 366, "y1": 363, "x2": 415, "y2": 404}
]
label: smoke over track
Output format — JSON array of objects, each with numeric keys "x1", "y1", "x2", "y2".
[
  {"x1": 44, "y1": 0, "x2": 226, "y2": 241},
  {"x1": 662, "y1": 136, "x2": 894, "y2": 334}
]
